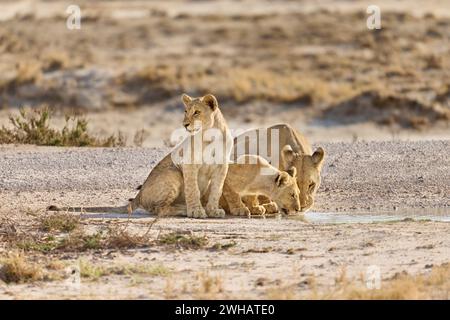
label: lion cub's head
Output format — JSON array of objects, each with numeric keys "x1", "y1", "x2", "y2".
[
  {"x1": 282, "y1": 145, "x2": 325, "y2": 212},
  {"x1": 182, "y1": 93, "x2": 219, "y2": 134},
  {"x1": 273, "y1": 167, "x2": 301, "y2": 215}
]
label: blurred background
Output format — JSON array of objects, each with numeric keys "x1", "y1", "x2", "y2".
[{"x1": 0, "y1": 0, "x2": 449, "y2": 146}]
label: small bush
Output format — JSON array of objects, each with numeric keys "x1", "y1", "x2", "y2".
[
  {"x1": 0, "y1": 107, "x2": 125, "y2": 147},
  {"x1": 0, "y1": 251, "x2": 43, "y2": 284},
  {"x1": 39, "y1": 212, "x2": 80, "y2": 233},
  {"x1": 158, "y1": 232, "x2": 208, "y2": 249}
]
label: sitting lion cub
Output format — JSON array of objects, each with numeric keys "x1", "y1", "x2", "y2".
[
  {"x1": 221, "y1": 155, "x2": 300, "y2": 216},
  {"x1": 129, "y1": 93, "x2": 232, "y2": 218}
]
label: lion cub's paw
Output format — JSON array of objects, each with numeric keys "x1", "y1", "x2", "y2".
[
  {"x1": 206, "y1": 207, "x2": 226, "y2": 218},
  {"x1": 249, "y1": 205, "x2": 266, "y2": 215},
  {"x1": 230, "y1": 207, "x2": 250, "y2": 216},
  {"x1": 187, "y1": 206, "x2": 207, "y2": 219},
  {"x1": 263, "y1": 202, "x2": 278, "y2": 214}
]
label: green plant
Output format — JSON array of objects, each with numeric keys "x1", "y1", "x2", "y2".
[
  {"x1": 39, "y1": 212, "x2": 80, "y2": 233},
  {"x1": 0, "y1": 107, "x2": 125, "y2": 147}
]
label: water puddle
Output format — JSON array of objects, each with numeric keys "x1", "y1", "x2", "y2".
[{"x1": 289, "y1": 208, "x2": 450, "y2": 224}]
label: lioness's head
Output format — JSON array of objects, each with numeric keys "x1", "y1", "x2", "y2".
[
  {"x1": 273, "y1": 167, "x2": 301, "y2": 215},
  {"x1": 182, "y1": 93, "x2": 219, "y2": 134},
  {"x1": 281, "y1": 145, "x2": 325, "y2": 212}
]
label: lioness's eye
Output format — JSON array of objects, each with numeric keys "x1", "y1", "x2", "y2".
[
  {"x1": 194, "y1": 110, "x2": 200, "y2": 116},
  {"x1": 291, "y1": 193, "x2": 295, "y2": 199},
  {"x1": 309, "y1": 183, "x2": 315, "y2": 190}
]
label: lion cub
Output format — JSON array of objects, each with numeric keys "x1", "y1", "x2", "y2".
[
  {"x1": 129, "y1": 93, "x2": 232, "y2": 218},
  {"x1": 221, "y1": 155, "x2": 300, "y2": 216}
]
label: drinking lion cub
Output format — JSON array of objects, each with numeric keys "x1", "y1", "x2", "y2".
[{"x1": 221, "y1": 155, "x2": 301, "y2": 216}]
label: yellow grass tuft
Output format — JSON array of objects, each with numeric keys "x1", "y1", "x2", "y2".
[{"x1": 0, "y1": 251, "x2": 43, "y2": 284}]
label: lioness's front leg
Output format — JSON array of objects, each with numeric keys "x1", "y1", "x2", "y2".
[
  {"x1": 205, "y1": 164, "x2": 227, "y2": 218},
  {"x1": 183, "y1": 164, "x2": 207, "y2": 219}
]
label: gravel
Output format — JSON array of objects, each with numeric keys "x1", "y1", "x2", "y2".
[{"x1": 0, "y1": 141, "x2": 449, "y2": 214}]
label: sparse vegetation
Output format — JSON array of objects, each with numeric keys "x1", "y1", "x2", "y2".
[
  {"x1": 211, "y1": 241, "x2": 237, "y2": 251},
  {"x1": 0, "y1": 251, "x2": 43, "y2": 284},
  {"x1": 0, "y1": 107, "x2": 125, "y2": 147},
  {"x1": 79, "y1": 260, "x2": 171, "y2": 280},
  {"x1": 195, "y1": 272, "x2": 224, "y2": 299},
  {"x1": 3, "y1": 214, "x2": 159, "y2": 253},
  {"x1": 315, "y1": 263, "x2": 450, "y2": 299},
  {"x1": 39, "y1": 212, "x2": 80, "y2": 233},
  {"x1": 158, "y1": 232, "x2": 209, "y2": 249}
]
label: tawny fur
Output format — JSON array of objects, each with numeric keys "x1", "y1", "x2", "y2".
[
  {"x1": 220, "y1": 155, "x2": 300, "y2": 216},
  {"x1": 129, "y1": 93, "x2": 232, "y2": 218},
  {"x1": 233, "y1": 124, "x2": 325, "y2": 212}
]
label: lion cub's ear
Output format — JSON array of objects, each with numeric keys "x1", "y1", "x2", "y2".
[
  {"x1": 312, "y1": 147, "x2": 325, "y2": 168},
  {"x1": 275, "y1": 171, "x2": 290, "y2": 187},
  {"x1": 281, "y1": 145, "x2": 295, "y2": 165},
  {"x1": 286, "y1": 166, "x2": 297, "y2": 178},
  {"x1": 182, "y1": 93, "x2": 192, "y2": 105},
  {"x1": 202, "y1": 94, "x2": 218, "y2": 111}
]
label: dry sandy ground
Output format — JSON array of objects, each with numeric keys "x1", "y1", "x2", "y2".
[
  {"x1": 0, "y1": 0, "x2": 449, "y2": 299},
  {"x1": 0, "y1": 141, "x2": 449, "y2": 299},
  {"x1": 1, "y1": 0, "x2": 449, "y2": 147}
]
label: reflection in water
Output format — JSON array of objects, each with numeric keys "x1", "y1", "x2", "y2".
[{"x1": 288, "y1": 208, "x2": 450, "y2": 224}]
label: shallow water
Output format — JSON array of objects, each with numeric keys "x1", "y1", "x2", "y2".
[{"x1": 293, "y1": 208, "x2": 450, "y2": 224}]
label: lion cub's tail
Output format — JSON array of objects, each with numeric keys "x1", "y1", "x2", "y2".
[{"x1": 46, "y1": 205, "x2": 130, "y2": 214}]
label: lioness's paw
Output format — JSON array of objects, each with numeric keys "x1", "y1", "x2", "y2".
[
  {"x1": 230, "y1": 207, "x2": 250, "y2": 216},
  {"x1": 263, "y1": 202, "x2": 278, "y2": 214},
  {"x1": 250, "y1": 205, "x2": 266, "y2": 215},
  {"x1": 187, "y1": 206, "x2": 207, "y2": 219},
  {"x1": 206, "y1": 207, "x2": 225, "y2": 218}
]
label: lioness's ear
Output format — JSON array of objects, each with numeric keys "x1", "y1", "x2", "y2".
[
  {"x1": 312, "y1": 147, "x2": 325, "y2": 168},
  {"x1": 281, "y1": 145, "x2": 295, "y2": 165},
  {"x1": 202, "y1": 94, "x2": 218, "y2": 110},
  {"x1": 275, "y1": 172, "x2": 289, "y2": 187},
  {"x1": 286, "y1": 166, "x2": 297, "y2": 178},
  {"x1": 182, "y1": 93, "x2": 192, "y2": 105}
]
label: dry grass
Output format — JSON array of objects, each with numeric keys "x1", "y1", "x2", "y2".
[
  {"x1": 122, "y1": 64, "x2": 344, "y2": 105},
  {"x1": 41, "y1": 51, "x2": 71, "y2": 72},
  {"x1": 0, "y1": 251, "x2": 43, "y2": 284},
  {"x1": 194, "y1": 271, "x2": 224, "y2": 299},
  {"x1": 39, "y1": 212, "x2": 80, "y2": 233},
  {"x1": 79, "y1": 259, "x2": 171, "y2": 280},
  {"x1": 0, "y1": 61, "x2": 42, "y2": 92},
  {"x1": 158, "y1": 232, "x2": 209, "y2": 249},
  {"x1": 309, "y1": 264, "x2": 450, "y2": 300},
  {"x1": 262, "y1": 264, "x2": 450, "y2": 300},
  {"x1": 0, "y1": 107, "x2": 125, "y2": 147}
]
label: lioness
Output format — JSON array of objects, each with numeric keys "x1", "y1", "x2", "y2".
[
  {"x1": 221, "y1": 155, "x2": 300, "y2": 216},
  {"x1": 233, "y1": 124, "x2": 325, "y2": 212},
  {"x1": 129, "y1": 93, "x2": 232, "y2": 218}
]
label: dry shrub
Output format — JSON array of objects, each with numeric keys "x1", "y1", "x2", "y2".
[
  {"x1": 41, "y1": 51, "x2": 71, "y2": 72},
  {"x1": 323, "y1": 90, "x2": 450, "y2": 129},
  {"x1": 0, "y1": 251, "x2": 43, "y2": 284},
  {"x1": 221, "y1": 69, "x2": 329, "y2": 104},
  {"x1": 105, "y1": 219, "x2": 156, "y2": 249},
  {"x1": 158, "y1": 232, "x2": 208, "y2": 249},
  {"x1": 121, "y1": 64, "x2": 334, "y2": 105},
  {"x1": 39, "y1": 212, "x2": 80, "y2": 233},
  {"x1": 0, "y1": 107, "x2": 125, "y2": 146}
]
